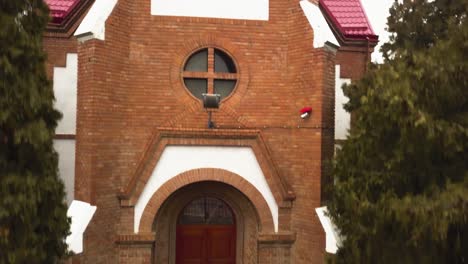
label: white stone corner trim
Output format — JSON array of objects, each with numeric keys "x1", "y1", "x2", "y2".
[
  {"x1": 74, "y1": 0, "x2": 118, "y2": 42},
  {"x1": 54, "y1": 53, "x2": 78, "y2": 135},
  {"x1": 66, "y1": 200, "x2": 97, "y2": 254},
  {"x1": 334, "y1": 65, "x2": 352, "y2": 140},
  {"x1": 151, "y1": 0, "x2": 269, "y2": 21},
  {"x1": 134, "y1": 146, "x2": 279, "y2": 233},
  {"x1": 299, "y1": 0, "x2": 339, "y2": 49},
  {"x1": 315, "y1": 206, "x2": 341, "y2": 254},
  {"x1": 53, "y1": 140, "x2": 76, "y2": 206}
]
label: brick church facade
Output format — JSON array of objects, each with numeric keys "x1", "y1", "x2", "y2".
[{"x1": 43, "y1": 0, "x2": 378, "y2": 263}]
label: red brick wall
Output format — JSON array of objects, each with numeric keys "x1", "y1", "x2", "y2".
[
  {"x1": 336, "y1": 46, "x2": 374, "y2": 81},
  {"x1": 43, "y1": 0, "x2": 372, "y2": 262},
  {"x1": 118, "y1": 244, "x2": 153, "y2": 264},
  {"x1": 336, "y1": 45, "x2": 375, "y2": 127},
  {"x1": 73, "y1": 0, "x2": 133, "y2": 262},
  {"x1": 320, "y1": 47, "x2": 336, "y2": 205},
  {"x1": 43, "y1": 37, "x2": 77, "y2": 78}
]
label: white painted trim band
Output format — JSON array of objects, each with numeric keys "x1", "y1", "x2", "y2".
[
  {"x1": 334, "y1": 65, "x2": 352, "y2": 140},
  {"x1": 151, "y1": 0, "x2": 269, "y2": 21},
  {"x1": 53, "y1": 53, "x2": 77, "y2": 135}
]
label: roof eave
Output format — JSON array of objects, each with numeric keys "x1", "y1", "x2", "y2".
[
  {"x1": 46, "y1": 0, "x2": 95, "y2": 38},
  {"x1": 342, "y1": 34, "x2": 379, "y2": 46},
  {"x1": 318, "y1": 0, "x2": 379, "y2": 48}
]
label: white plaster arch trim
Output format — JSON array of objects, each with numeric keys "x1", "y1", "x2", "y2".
[
  {"x1": 134, "y1": 146, "x2": 278, "y2": 233},
  {"x1": 300, "y1": 0, "x2": 339, "y2": 48},
  {"x1": 74, "y1": 0, "x2": 118, "y2": 41}
]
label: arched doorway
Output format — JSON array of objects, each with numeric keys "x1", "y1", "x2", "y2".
[
  {"x1": 176, "y1": 197, "x2": 236, "y2": 264},
  {"x1": 152, "y1": 181, "x2": 261, "y2": 264}
]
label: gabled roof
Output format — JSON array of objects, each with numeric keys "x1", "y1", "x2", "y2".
[
  {"x1": 320, "y1": 0, "x2": 378, "y2": 44},
  {"x1": 45, "y1": 0, "x2": 81, "y2": 23},
  {"x1": 44, "y1": 0, "x2": 378, "y2": 44}
]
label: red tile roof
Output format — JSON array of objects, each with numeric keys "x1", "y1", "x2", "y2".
[
  {"x1": 45, "y1": 0, "x2": 81, "y2": 23},
  {"x1": 320, "y1": 0, "x2": 378, "y2": 42}
]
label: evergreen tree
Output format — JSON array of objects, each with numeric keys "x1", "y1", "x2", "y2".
[
  {"x1": 328, "y1": 0, "x2": 467, "y2": 263},
  {"x1": 0, "y1": 0, "x2": 69, "y2": 262}
]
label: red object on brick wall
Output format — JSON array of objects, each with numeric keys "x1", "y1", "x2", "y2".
[{"x1": 300, "y1": 107, "x2": 313, "y2": 114}]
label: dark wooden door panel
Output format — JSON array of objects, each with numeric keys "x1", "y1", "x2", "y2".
[
  {"x1": 177, "y1": 225, "x2": 235, "y2": 264},
  {"x1": 176, "y1": 227, "x2": 205, "y2": 264},
  {"x1": 206, "y1": 227, "x2": 235, "y2": 263}
]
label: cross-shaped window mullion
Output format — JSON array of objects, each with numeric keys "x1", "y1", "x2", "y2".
[
  {"x1": 182, "y1": 72, "x2": 210, "y2": 79},
  {"x1": 182, "y1": 48, "x2": 238, "y2": 99},
  {"x1": 182, "y1": 72, "x2": 237, "y2": 80},
  {"x1": 212, "y1": 73, "x2": 238, "y2": 80},
  {"x1": 207, "y1": 48, "x2": 215, "y2": 94}
]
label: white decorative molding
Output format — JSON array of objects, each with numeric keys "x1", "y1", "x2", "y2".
[
  {"x1": 74, "y1": 0, "x2": 118, "y2": 41},
  {"x1": 151, "y1": 0, "x2": 269, "y2": 21},
  {"x1": 334, "y1": 65, "x2": 352, "y2": 140},
  {"x1": 300, "y1": 0, "x2": 339, "y2": 48},
  {"x1": 66, "y1": 200, "x2": 97, "y2": 254},
  {"x1": 134, "y1": 146, "x2": 278, "y2": 233},
  {"x1": 53, "y1": 53, "x2": 77, "y2": 135},
  {"x1": 53, "y1": 53, "x2": 77, "y2": 206},
  {"x1": 315, "y1": 206, "x2": 341, "y2": 254}
]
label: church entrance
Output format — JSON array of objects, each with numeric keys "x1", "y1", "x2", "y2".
[
  {"x1": 152, "y1": 180, "x2": 261, "y2": 263},
  {"x1": 176, "y1": 197, "x2": 236, "y2": 264}
]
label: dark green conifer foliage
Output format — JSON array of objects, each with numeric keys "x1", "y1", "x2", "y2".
[
  {"x1": 0, "y1": 0, "x2": 69, "y2": 262},
  {"x1": 328, "y1": 0, "x2": 467, "y2": 263}
]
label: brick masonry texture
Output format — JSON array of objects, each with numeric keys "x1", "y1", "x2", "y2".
[
  {"x1": 43, "y1": 36, "x2": 77, "y2": 78},
  {"x1": 43, "y1": 0, "x2": 372, "y2": 262}
]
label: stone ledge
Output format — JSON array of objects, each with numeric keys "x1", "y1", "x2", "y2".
[
  {"x1": 115, "y1": 233, "x2": 156, "y2": 245},
  {"x1": 258, "y1": 232, "x2": 296, "y2": 245}
]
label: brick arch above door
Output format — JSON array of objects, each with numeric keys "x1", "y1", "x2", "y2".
[
  {"x1": 118, "y1": 128, "x2": 296, "y2": 233},
  {"x1": 139, "y1": 168, "x2": 274, "y2": 234},
  {"x1": 135, "y1": 150, "x2": 276, "y2": 233}
]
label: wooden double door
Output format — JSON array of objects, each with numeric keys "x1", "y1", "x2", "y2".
[{"x1": 176, "y1": 197, "x2": 236, "y2": 264}]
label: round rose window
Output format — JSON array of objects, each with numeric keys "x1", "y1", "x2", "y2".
[{"x1": 182, "y1": 48, "x2": 238, "y2": 100}]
